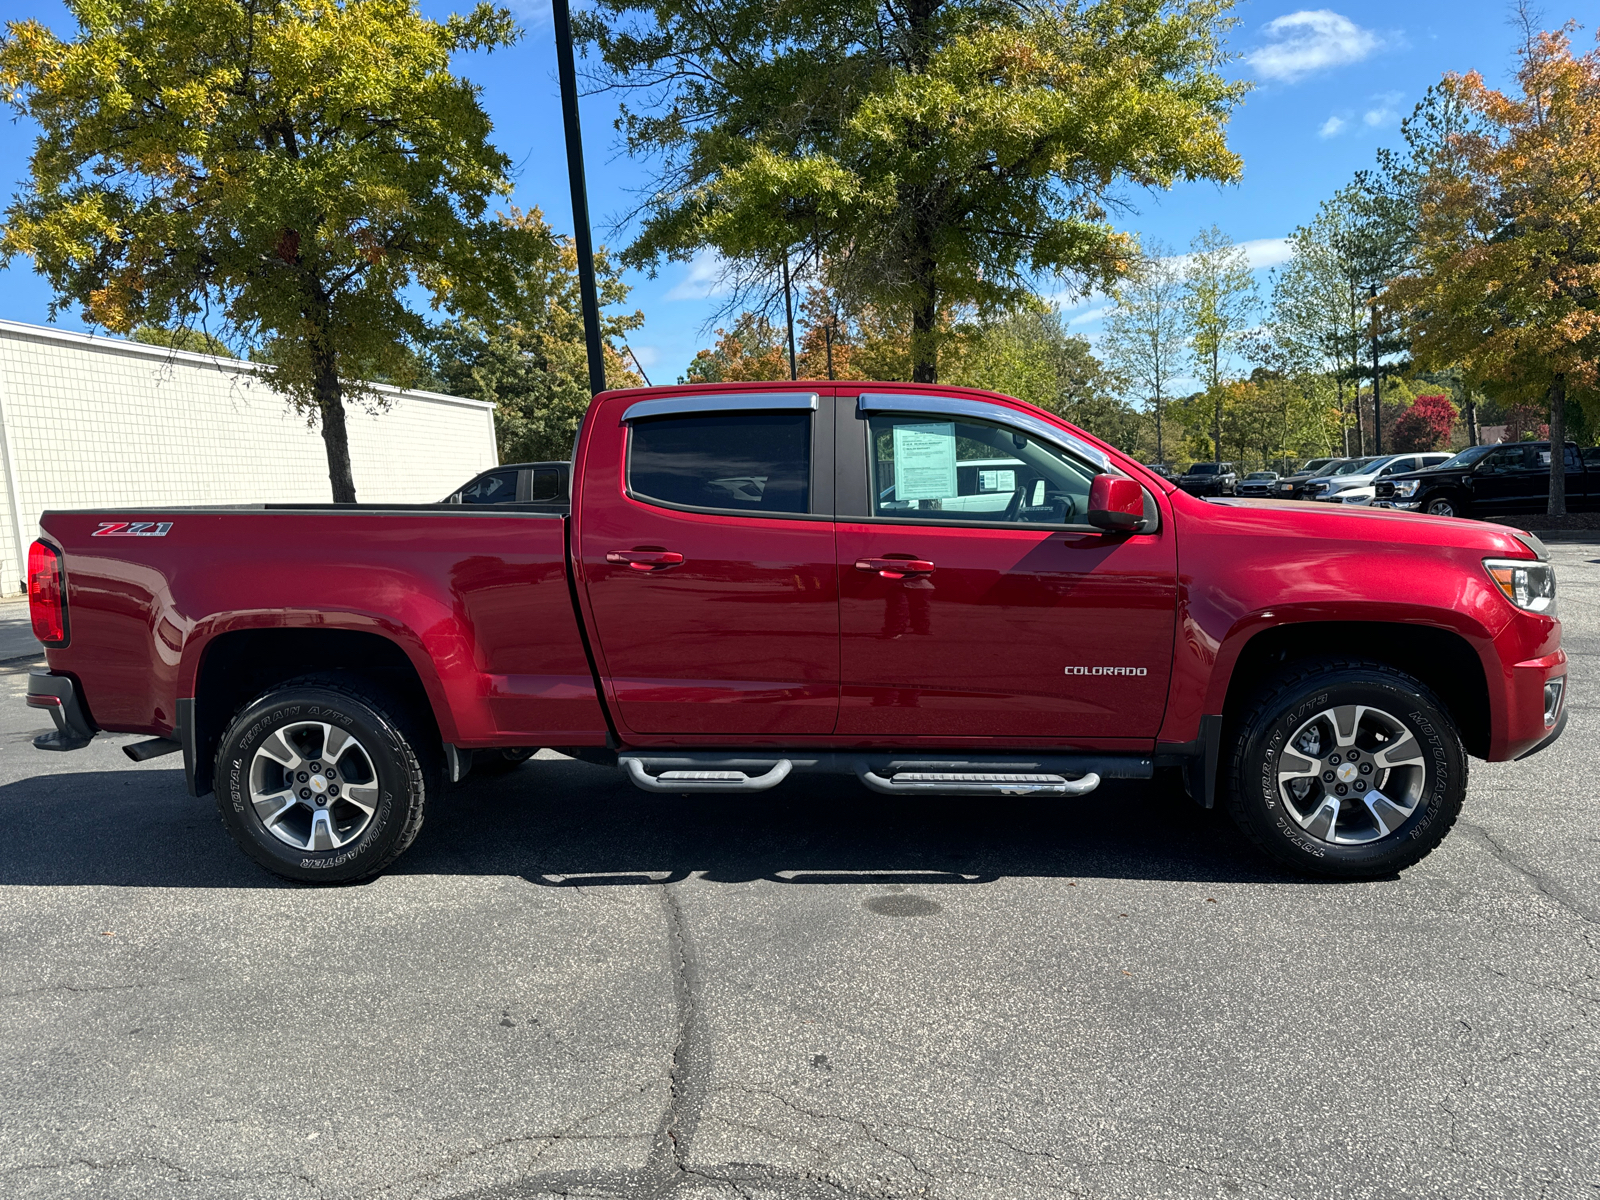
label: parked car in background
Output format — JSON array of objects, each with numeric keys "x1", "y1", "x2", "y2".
[
  {"x1": 444, "y1": 461, "x2": 570, "y2": 507},
  {"x1": 1275, "y1": 457, "x2": 1348, "y2": 500},
  {"x1": 1236, "y1": 471, "x2": 1279, "y2": 497},
  {"x1": 1304, "y1": 453, "x2": 1454, "y2": 506},
  {"x1": 1143, "y1": 462, "x2": 1177, "y2": 482},
  {"x1": 1375, "y1": 442, "x2": 1594, "y2": 517},
  {"x1": 1176, "y1": 461, "x2": 1237, "y2": 496}
]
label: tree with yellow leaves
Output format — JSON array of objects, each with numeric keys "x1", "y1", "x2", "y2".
[{"x1": 1390, "y1": 20, "x2": 1600, "y2": 515}]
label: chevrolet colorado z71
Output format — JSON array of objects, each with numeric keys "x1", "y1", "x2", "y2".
[{"x1": 25, "y1": 383, "x2": 1566, "y2": 883}]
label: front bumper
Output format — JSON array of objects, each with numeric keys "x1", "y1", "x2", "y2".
[
  {"x1": 26, "y1": 669, "x2": 96, "y2": 751},
  {"x1": 1320, "y1": 489, "x2": 1375, "y2": 505}
]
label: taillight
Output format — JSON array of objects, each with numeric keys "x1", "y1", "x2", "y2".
[{"x1": 28, "y1": 540, "x2": 67, "y2": 646}]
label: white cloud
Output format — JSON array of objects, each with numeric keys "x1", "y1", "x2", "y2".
[
  {"x1": 1319, "y1": 114, "x2": 1348, "y2": 138},
  {"x1": 1238, "y1": 237, "x2": 1295, "y2": 270},
  {"x1": 1363, "y1": 90, "x2": 1404, "y2": 127},
  {"x1": 663, "y1": 249, "x2": 733, "y2": 302},
  {"x1": 1248, "y1": 10, "x2": 1382, "y2": 82},
  {"x1": 1066, "y1": 304, "x2": 1115, "y2": 327}
]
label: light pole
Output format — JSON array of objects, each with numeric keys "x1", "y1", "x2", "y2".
[{"x1": 552, "y1": 0, "x2": 606, "y2": 397}]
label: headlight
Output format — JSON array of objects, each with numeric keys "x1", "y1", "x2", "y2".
[
  {"x1": 1394, "y1": 479, "x2": 1421, "y2": 497},
  {"x1": 1484, "y1": 558, "x2": 1556, "y2": 614}
]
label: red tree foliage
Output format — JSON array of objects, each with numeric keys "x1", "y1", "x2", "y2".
[{"x1": 1391, "y1": 394, "x2": 1457, "y2": 451}]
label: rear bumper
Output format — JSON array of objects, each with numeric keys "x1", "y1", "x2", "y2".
[{"x1": 26, "y1": 668, "x2": 96, "y2": 751}]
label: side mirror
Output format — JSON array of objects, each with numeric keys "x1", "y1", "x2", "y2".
[{"x1": 1087, "y1": 474, "x2": 1147, "y2": 532}]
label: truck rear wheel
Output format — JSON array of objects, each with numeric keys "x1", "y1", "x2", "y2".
[
  {"x1": 1224, "y1": 658, "x2": 1466, "y2": 878},
  {"x1": 214, "y1": 678, "x2": 430, "y2": 884}
]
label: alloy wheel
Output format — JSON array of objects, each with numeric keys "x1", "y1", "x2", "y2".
[
  {"x1": 249, "y1": 721, "x2": 381, "y2": 851},
  {"x1": 1427, "y1": 497, "x2": 1456, "y2": 517},
  {"x1": 1276, "y1": 704, "x2": 1429, "y2": 844}
]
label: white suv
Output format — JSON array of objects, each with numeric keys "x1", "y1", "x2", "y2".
[{"x1": 1305, "y1": 453, "x2": 1454, "y2": 505}]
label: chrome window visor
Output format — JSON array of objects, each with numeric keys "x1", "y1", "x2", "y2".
[
  {"x1": 856, "y1": 393, "x2": 1113, "y2": 473},
  {"x1": 622, "y1": 392, "x2": 819, "y2": 422}
]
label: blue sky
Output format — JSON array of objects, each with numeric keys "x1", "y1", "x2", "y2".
[{"x1": 0, "y1": 0, "x2": 1571, "y2": 382}]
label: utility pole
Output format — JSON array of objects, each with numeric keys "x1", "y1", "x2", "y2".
[
  {"x1": 552, "y1": 0, "x2": 606, "y2": 397},
  {"x1": 780, "y1": 252, "x2": 798, "y2": 381},
  {"x1": 1370, "y1": 283, "x2": 1382, "y2": 455}
]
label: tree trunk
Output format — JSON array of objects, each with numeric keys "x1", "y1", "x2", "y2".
[
  {"x1": 1154, "y1": 393, "x2": 1164, "y2": 464},
  {"x1": 313, "y1": 351, "x2": 357, "y2": 503},
  {"x1": 1209, "y1": 346, "x2": 1220, "y2": 462},
  {"x1": 1466, "y1": 398, "x2": 1479, "y2": 446},
  {"x1": 1548, "y1": 373, "x2": 1567, "y2": 517},
  {"x1": 910, "y1": 288, "x2": 938, "y2": 384}
]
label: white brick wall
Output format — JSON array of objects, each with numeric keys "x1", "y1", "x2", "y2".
[{"x1": 0, "y1": 320, "x2": 499, "y2": 594}]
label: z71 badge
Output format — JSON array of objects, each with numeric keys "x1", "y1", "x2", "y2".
[{"x1": 92, "y1": 521, "x2": 172, "y2": 537}]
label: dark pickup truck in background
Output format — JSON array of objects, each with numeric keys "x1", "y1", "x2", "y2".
[
  {"x1": 1375, "y1": 441, "x2": 1600, "y2": 518},
  {"x1": 443, "y1": 460, "x2": 570, "y2": 506},
  {"x1": 25, "y1": 383, "x2": 1566, "y2": 885}
]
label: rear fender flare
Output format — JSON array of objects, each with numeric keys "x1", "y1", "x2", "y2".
[{"x1": 177, "y1": 608, "x2": 466, "y2": 745}]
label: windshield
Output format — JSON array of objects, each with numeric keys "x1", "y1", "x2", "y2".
[
  {"x1": 1331, "y1": 457, "x2": 1382, "y2": 476},
  {"x1": 1186, "y1": 463, "x2": 1220, "y2": 474},
  {"x1": 1300, "y1": 458, "x2": 1334, "y2": 473},
  {"x1": 1434, "y1": 444, "x2": 1495, "y2": 470},
  {"x1": 1246, "y1": 472, "x2": 1275, "y2": 480}
]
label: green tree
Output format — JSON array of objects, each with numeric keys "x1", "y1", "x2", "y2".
[
  {"x1": 581, "y1": 0, "x2": 1246, "y2": 383},
  {"x1": 1103, "y1": 242, "x2": 1184, "y2": 464},
  {"x1": 1182, "y1": 225, "x2": 1257, "y2": 461},
  {"x1": 1, "y1": 0, "x2": 539, "y2": 501},
  {"x1": 1270, "y1": 193, "x2": 1366, "y2": 454},
  {"x1": 950, "y1": 306, "x2": 1138, "y2": 450},
  {"x1": 133, "y1": 325, "x2": 237, "y2": 358},
  {"x1": 425, "y1": 209, "x2": 644, "y2": 463}
]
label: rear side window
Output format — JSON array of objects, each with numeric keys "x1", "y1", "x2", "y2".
[
  {"x1": 460, "y1": 470, "x2": 519, "y2": 504},
  {"x1": 629, "y1": 412, "x2": 810, "y2": 514},
  {"x1": 528, "y1": 468, "x2": 562, "y2": 502}
]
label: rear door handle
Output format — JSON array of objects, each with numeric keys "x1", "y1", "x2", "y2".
[
  {"x1": 855, "y1": 557, "x2": 935, "y2": 580},
  {"x1": 606, "y1": 549, "x2": 685, "y2": 571}
]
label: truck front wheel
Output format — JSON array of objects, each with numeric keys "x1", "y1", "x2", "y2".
[
  {"x1": 1224, "y1": 659, "x2": 1467, "y2": 877},
  {"x1": 214, "y1": 678, "x2": 430, "y2": 884}
]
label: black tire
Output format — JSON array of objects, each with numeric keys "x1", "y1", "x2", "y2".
[
  {"x1": 214, "y1": 677, "x2": 430, "y2": 884},
  {"x1": 1223, "y1": 657, "x2": 1467, "y2": 878},
  {"x1": 473, "y1": 747, "x2": 538, "y2": 776},
  {"x1": 1425, "y1": 492, "x2": 1465, "y2": 518}
]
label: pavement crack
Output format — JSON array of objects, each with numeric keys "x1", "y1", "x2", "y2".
[
  {"x1": 1458, "y1": 819, "x2": 1600, "y2": 926},
  {"x1": 643, "y1": 879, "x2": 707, "y2": 1197}
]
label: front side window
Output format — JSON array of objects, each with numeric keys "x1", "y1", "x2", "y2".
[
  {"x1": 868, "y1": 414, "x2": 1097, "y2": 525},
  {"x1": 629, "y1": 412, "x2": 810, "y2": 514},
  {"x1": 460, "y1": 470, "x2": 519, "y2": 504}
]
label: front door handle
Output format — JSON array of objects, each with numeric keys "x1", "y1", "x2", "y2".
[
  {"x1": 606, "y1": 549, "x2": 685, "y2": 571},
  {"x1": 855, "y1": 556, "x2": 935, "y2": 580}
]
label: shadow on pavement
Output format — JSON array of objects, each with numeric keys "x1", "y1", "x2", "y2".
[{"x1": 0, "y1": 753, "x2": 1321, "y2": 889}]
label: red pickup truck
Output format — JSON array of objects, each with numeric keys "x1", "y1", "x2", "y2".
[{"x1": 25, "y1": 383, "x2": 1566, "y2": 883}]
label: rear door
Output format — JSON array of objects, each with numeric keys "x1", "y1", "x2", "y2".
[
  {"x1": 832, "y1": 390, "x2": 1176, "y2": 741},
  {"x1": 574, "y1": 390, "x2": 840, "y2": 736}
]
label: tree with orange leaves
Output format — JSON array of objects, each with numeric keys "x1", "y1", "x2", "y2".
[{"x1": 1389, "y1": 20, "x2": 1600, "y2": 515}]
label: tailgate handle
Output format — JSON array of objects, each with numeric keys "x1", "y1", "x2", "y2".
[
  {"x1": 855, "y1": 556, "x2": 935, "y2": 580},
  {"x1": 606, "y1": 549, "x2": 685, "y2": 570}
]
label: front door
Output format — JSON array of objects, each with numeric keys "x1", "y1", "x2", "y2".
[
  {"x1": 1471, "y1": 443, "x2": 1557, "y2": 512},
  {"x1": 833, "y1": 392, "x2": 1176, "y2": 741},
  {"x1": 576, "y1": 391, "x2": 839, "y2": 737}
]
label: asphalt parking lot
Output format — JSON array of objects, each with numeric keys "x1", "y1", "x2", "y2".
[{"x1": 1, "y1": 546, "x2": 1597, "y2": 1200}]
